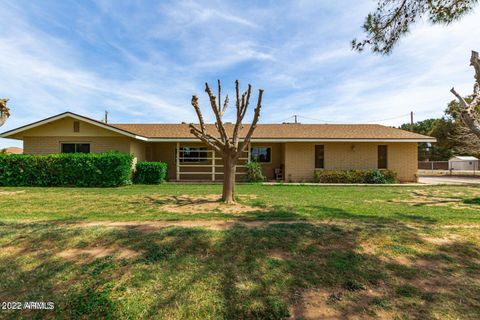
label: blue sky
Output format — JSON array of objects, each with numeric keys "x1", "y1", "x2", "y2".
[{"x1": 1, "y1": 0, "x2": 479, "y2": 148}]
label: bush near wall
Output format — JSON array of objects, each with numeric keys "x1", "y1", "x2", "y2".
[
  {"x1": 0, "y1": 152, "x2": 133, "y2": 187},
  {"x1": 133, "y1": 161, "x2": 168, "y2": 184},
  {"x1": 245, "y1": 161, "x2": 266, "y2": 182},
  {"x1": 314, "y1": 169, "x2": 398, "y2": 184}
]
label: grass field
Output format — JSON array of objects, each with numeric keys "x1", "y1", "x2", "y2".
[{"x1": 1, "y1": 184, "x2": 480, "y2": 319}]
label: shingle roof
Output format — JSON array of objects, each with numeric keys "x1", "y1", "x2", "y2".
[
  {"x1": 0, "y1": 112, "x2": 436, "y2": 142},
  {"x1": 110, "y1": 123, "x2": 435, "y2": 140},
  {"x1": 2, "y1": 147, "x2": 23, "y2": 154}
]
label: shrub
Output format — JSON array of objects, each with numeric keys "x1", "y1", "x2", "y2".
[
  {"x1": 245, "y1": 161, "x2": 266, "y2": 182},
  {"x1": 380, "y1": 169, "x2": 398, "y2": 183},
  {"x1": 364, "y1": 169, "x2": 387, "y2": 184},
  {"x1": 134, "y1": 161, "x2": 168, "y2": 184},
  {"x1": 0, "y1": 152, "x2": 133, "y2": 187},
  {"x1": 314, "y1": 169, "x2": 398, "y2": 184}
]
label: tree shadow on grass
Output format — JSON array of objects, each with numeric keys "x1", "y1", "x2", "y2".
[
  {"x1": 0, "y1": 216, "x2": 479, "y2": 319},
  {"x1": 305, "y1": 205, "x2": 438, "y2": 225}
]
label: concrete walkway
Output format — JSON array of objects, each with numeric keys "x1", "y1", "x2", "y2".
[{"x1": 418, "y1": 176, "x2": 480, "y2": 185}]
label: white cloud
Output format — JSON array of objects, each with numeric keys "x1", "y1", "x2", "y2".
[{"x1": 1, "y1": 0, "x2": 480, "y2": 150}]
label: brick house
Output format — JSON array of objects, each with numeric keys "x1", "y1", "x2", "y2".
[{"x1": 0, "y1": 112, "x2": 436, "y2": 182}]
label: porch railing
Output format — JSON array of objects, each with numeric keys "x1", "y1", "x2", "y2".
[{"x1": 175, "y1": 142, "x2": 250, "y2": 181}]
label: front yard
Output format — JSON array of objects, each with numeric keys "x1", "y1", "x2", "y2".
[{"x1": 1, "y1": 185, "x2": 480, "y2": 319}]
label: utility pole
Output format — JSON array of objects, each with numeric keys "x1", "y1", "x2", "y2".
[{"x1": 410, "y1": 111, "x2": 414, "y2": 131}]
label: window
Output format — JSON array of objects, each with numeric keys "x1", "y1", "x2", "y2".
[
  {"x1": 61, "y1": 143, "x2": 90, "y2": 153},
  {"x1": 73, "y1": 121, "x2": 80, "y2": 132},
  {"x1": 315, "y1": 145, "x2": 324, "y2": 169},
  {"x1": 179, "y1": 147, "x2": 208, "y2": 163},
  {"x1": 378, "y1": 145, "x2": 387, "y2": 169},
  {"x1": 250, "y1": 147, "x2": 271, "y2": 163}
]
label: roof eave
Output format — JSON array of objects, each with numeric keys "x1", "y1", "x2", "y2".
[
  {"x1": 145, "y1": 137, "x2": 437, "y2": 143},
  {"x1": 0, "y1": 112, "x2": 148, "y2": 140}
]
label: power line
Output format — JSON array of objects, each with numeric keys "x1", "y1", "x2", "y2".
[{"x1": 274, "y1": 113, "x2": 415, "y2": 124}]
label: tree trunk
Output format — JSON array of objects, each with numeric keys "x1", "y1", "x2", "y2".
[{"x1": 222, "y1": 155, "x2": 236, "y2": 204}]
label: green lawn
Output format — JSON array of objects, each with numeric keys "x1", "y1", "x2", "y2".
[{"x1": 1, "y1": 184, "x2": 480, "y2": 319}]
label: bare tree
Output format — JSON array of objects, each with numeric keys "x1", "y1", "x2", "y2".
[
  {"x1": 189, "y1": 80, "x2": 264, "y2": 204},
  {"x1": 0, "y1": 99, "x2": 10, "y2": 127},
  {"x1": 450, "y1": 50, "x2": 480, "y2": 139}
]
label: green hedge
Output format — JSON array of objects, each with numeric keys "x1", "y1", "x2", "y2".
[
  {"x1": 133, "y1": 161, "x2": 168, "y2": 184},
  {"x1": 314, "y1": 169, "x2": 398, "y2": 184},
  {"x1": 0, "y1": 152, "x2": 133, "y2": 187}
]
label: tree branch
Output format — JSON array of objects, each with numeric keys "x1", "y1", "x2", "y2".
[
  {"x1": 189, "y1": 124, "x2": 223, "y2": 154},
  {"x1": 237, "y1": 89, "x2": 264, "y2": 157},
  {"x1": 232, "y1": 83, "x2": 252, "y2": 147},
  {"x1": 205, "y1": 82, "x2": 228, "y2": 143},
  {"x1": 0, "y1": 99, "x2": 10, "y2": 128},
  {"x1": 451, "y1": 87, "x2": 480, "y2": 138},
  {"x1": 191, "y1": 96, "x2": 206, "y2": 133},
  {"x1": 450, "y1": 87, "x2": 469, "y2": 108}
]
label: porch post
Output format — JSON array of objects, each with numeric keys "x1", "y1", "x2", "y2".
[
  {"x1": 176, "y1": 142, "x2": 180, "y2": 181},
  {"x1": 212, "y1": 149, "x2": 215, "y2": 181}
]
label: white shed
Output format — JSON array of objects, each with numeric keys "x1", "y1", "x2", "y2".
[{"x1": 448, "y1": 156, "x2": 479, "y2": 171}]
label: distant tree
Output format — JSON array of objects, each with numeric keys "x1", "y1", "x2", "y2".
[
  {"x1": 189, "y1": 80, "x2": 264, "y2": 204},
  {"x1": 446, "y1": 97, "x2": 480, "y2": 156},
  {"x1": 399, "y1": 118, "x2": 455, "y2": 160},
  {"x1": 0, "y1": 99, "x2": 10, "y2": 127},
  {"x1": 352, "y1": 0, "x2": 478, "y2": 54}
]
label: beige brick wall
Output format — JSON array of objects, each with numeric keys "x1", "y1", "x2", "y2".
[
  {"x1": 23, "y1": 136, "x2": 131, "y2": 155},
  {"x1": 130, "y1": 140, "x2": 147, "y2": 165},
  {"x1": 284, "y1": 142, "x2": 418, "y2": 182},
  {"x1": 22, "y1": 136, "x2": 418, "y2": 182}
]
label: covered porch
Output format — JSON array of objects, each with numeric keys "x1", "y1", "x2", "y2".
[{"x1": 145, "y1": 142, "x2": 285, "y2": 182}]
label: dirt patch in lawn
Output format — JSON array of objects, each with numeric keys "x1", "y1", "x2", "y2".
[
  {"x1": 422, "y1": 234, "x2": 461, "y2": 245},
  {"x1": 57, "y1": 246, "x2": 143, "y2": 263},
  {"x1": 0, "y1": 190, "x2": 26, "y2": 196},
  {"x1": 131, "y1": 194, "x2": 268, "y2": 214},
  {"x1": 390, "y1": 190, "x2": 479, "y2": 209},
  {"x1": 269, "y1": 249, "x2": 292, "y2": 261},
  {"x1": 290, "y1": 288, "x2": 342, "y2": 319},
  {"x1": 79, "y1": 220, "x2": 311, "y2": 231},
  {"x1": 291, "y1": 286, "x2": 394, "y2": 320}
]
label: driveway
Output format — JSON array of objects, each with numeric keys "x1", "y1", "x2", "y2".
[{"x1": 418, "y1": 176, "x2": 480, "y2": 185}]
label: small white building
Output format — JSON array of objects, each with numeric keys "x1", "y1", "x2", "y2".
[{"x1": 448, "y1": 156, "x2": 479, "y2": 171}]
